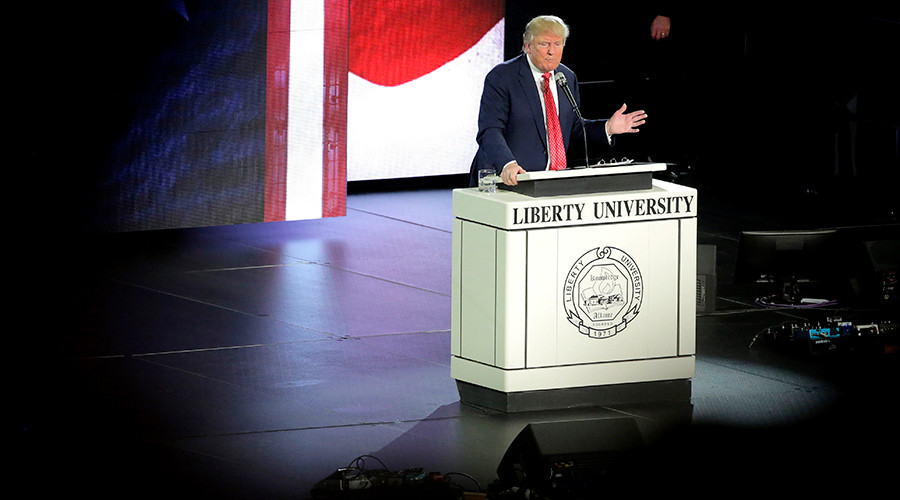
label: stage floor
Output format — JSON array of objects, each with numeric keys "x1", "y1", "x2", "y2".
[{"x1": 22, "y1": 178, "x2": 898, "y2": 498}]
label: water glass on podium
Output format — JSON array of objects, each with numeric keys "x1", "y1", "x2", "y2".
[{"x1": 478, "y1": 169, "x2": 497, "y2": 193}]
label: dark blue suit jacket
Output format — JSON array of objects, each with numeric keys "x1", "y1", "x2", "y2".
[{"x1": 469, "y1": 54, "x2": 611, "y2": 186}]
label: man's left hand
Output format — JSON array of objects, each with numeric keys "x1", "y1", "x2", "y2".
[{"x1": 607, "y1": 103, "x2": 647, "y2": 135}]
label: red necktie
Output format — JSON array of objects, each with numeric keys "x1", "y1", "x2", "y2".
[{"x1": 542, "y1": 72, "x2": 566, "y2": 170}]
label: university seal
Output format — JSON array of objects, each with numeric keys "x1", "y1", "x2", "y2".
[{"x1": 563, "y1": 246, "x2": 643, "y2": 339}]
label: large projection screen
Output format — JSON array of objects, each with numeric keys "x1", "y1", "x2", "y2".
[
  {"x1": 269, "y1": 0, "x2": 504, "y2": 221},
  {"x1": 85, "y1": 0, "x2": 503, "y2": 232}
]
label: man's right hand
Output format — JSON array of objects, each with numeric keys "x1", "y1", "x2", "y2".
[{"x1": 500, "y1": 162, "x2": 527, "y2": 186}]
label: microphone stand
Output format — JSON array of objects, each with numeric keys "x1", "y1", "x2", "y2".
[{"x1": 555, "y1": 72, "x2": 590, "y2": 168}]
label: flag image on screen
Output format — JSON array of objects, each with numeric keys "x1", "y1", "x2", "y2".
[
  {"x1": 267, "y1": 0, "x2": 504, "y2": 221},
  {"x1": 346, "y1": 0, "x2": 505, "y2": 182}
]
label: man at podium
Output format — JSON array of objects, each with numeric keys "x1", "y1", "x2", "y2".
[{"x1": 469, "y1": 15, "x2": 648, "y2": 187}]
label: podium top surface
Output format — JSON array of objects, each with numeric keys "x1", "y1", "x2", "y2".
[
  {"x1": 454, "y1": 178, "x2": 697, "y2": 231},
  {"x1": 515, "y1": 162, "x2": 666, "y2": 182},
  {"x1": 497, "y1": 162, "x2": 665, "y2": 197}
]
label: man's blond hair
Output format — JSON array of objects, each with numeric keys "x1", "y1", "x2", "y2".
[{"x1": 522, "y1": 15, "x2": 570, "y2": 50}]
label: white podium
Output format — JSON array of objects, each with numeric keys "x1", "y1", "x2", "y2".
[{"x1": 451, "y1": 164, "x2": 697, "y2": 411}]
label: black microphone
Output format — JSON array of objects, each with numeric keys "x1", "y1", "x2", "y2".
[{"x1": 555, "y1": 72, "x2": 590, "y2": 168}]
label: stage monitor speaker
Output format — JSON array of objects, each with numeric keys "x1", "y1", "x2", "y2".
[
  {"x1": 840, "y1": 225, "x2": 899, "y2": 306},
  {"x1": 861, "y1": 238, "x2": 899, "y2": 306},
  {"x1": 496, "y1": 417, "x2": 645, "y2": 497},
  {"x1": 697, "y1": 244, "x2": 717, "y2": 313}
]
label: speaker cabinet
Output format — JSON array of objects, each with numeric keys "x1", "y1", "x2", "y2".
[
  {"x1": 496, "y1": 418, "x2": 645, "y2": 497},
  {"x1": 697, "y1": 244, "x2": 717, "y2": 313}
]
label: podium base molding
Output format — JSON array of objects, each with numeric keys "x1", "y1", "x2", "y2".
[
  {"x1": 451, "y1": 355, "x2": 694, "y2": 412},
  {"x1": 456, "y1": 379, "x2": 692, "y2": 413}
]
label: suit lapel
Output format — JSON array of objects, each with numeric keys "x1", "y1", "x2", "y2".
[{"x1": 516, "y1": 55, "x2": 548, "y2": 150}]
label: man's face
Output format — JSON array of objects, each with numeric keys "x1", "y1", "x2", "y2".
[{"x1": 525, "y1": 32, "x2": 564, "y2": 73}]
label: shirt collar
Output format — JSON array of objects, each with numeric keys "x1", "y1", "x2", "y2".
[{"x1": 525, "y1": 55, "x2": 553, "y2": 81}]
